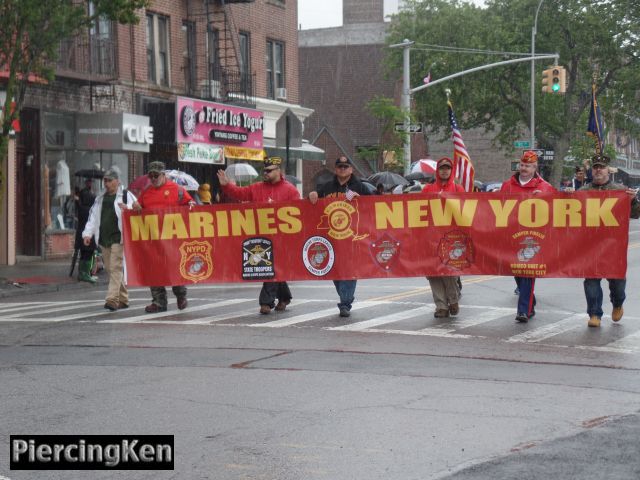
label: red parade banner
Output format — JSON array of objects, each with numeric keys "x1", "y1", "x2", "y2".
[{"x1": 122, "y1": 191, "x2": 631, "y2": 287}]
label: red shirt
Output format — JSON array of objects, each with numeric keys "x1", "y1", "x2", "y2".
[
  {"x1": 138, "y1": 179, "x2": 193, "y2": 208},
  {"x1": 222, "y1": 176, "x2": 300, "y2": 203}
]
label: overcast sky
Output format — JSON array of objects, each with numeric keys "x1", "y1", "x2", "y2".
[{"x1": 298, "y1": 0, "x2": 486, "y2": 30}]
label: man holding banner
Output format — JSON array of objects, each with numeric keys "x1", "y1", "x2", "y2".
[
  {"x1": 217, "y1": 156, "x2": 301, "y2": 314},
  {"x1": 500, "y1": 150, "x2": 555, "y2": 322},
  {"x1": 579, "y1": 154, "x2": 640, "y2": 328}
]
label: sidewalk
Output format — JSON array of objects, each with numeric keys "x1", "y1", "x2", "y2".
[{"x1": 0, "y1": 257, "x2": 107, "y2": 299}]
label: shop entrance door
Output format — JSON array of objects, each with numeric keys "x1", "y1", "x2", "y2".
[{"x1": 15, "y1": 108, "x2": 41, "y2": 256}]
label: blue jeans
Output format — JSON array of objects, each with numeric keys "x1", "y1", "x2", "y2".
[
  {"x1": 583, "y1": 278, "x2": 626, "y2": 318},
  {"x1": 333, "y1": 280, "x2": 357, "y2": 310},
  {"x1": 515, "y1": 277, "x2": 536, "y2": 316}
]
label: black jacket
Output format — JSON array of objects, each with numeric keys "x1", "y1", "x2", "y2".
[{"x1": 316, "y1": 175, "x2": 372, "y2": 199}]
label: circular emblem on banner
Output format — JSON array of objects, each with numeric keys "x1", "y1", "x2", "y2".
[
  {"x1": 181, "y1": 106, "x2": 196, "y2": 137},
  {"x1": 302, "y1": 236, "x2": 335, "y2": 276}
]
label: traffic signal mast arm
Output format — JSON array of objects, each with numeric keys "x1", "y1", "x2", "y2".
[{"x1": 410, "y1": 54, "x2": 559, "y2": 94}]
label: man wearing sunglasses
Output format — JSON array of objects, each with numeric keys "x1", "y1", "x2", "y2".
[
  {"x1": 578, "y1": 154, "x2": 640, "y2": 328},
  {"x1": 308, "y1": 156, "x2": 373, "y2": 317},
  {"x1": 217, "y1": 156, "x2": 301, "y2": 314},
  {"x1": 133, "y1": 161, "x2": 194, "y2": 313},
  {"x1": 500, "y1": 150, "x2": 556, "y2": 323}
]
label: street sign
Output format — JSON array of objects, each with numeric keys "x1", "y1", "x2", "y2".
[
  {"x1": 394, "y1": 122, "x2": 423, "y2": 133},
  {"x1": 513, "y1": 140, "x2": 530, "y2": 148}
]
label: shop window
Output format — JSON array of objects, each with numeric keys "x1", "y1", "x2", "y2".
[
  {"x1": 182, "y1": 20, "x2": 197, "y2": 93},
  {"x1": 147, "y1": 13, "x2": 170, "y2": 86},
  {"x1": 266, "y1": 40, "x2": 284, "y2": 99},
  {"x1": 44, "y1": 150, "x2": 128, "y2": 232}
]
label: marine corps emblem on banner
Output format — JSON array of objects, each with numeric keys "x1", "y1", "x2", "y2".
[
  {"x1": 317, "y1": 201, "x2": 369, "y2": 241},
  {"x1": 517, "y1": 235, "x2": 541, "y2": 262},
  {"x1": 302, "y1": 236, "x2": 335, "y2": 276},
  {"x1": 369, "y1": 233, "x2": 401, "y2": 271},
  {"x1": 179, "y1": 240, "x2": 213, "y2": 283},
  {"x1": 437, "y1": 230, "x2": 474, "y2": 270},
  {"x1": 242, "y1": 238, "x2": 275, "y2": 280}
]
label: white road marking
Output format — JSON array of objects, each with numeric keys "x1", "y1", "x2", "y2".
[
  {"x1": 507, "y1": 314, "x2": 585, "y2": 343},
  {"x1": 329, "y1": 305, "x2": 435, "y2": 331},
  {"x1": 249, "y1": 301, "x2": 382, "y2": 328}
]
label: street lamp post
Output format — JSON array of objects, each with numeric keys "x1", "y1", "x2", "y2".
[
  {"x1": 530, "y1": 0, "x2": 545, "y2": 149},
  {"x1": 390, "y1": 39, "x2": 414, "y2": 176}
]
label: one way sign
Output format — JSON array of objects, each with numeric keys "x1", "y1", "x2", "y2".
[{"x1": 394, "y1": 122, "x2": 423, "y2": 133}]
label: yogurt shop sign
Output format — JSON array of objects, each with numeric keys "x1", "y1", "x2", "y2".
[{"x1": 176, "y1": 96, "x2": 264, "y2": 150}]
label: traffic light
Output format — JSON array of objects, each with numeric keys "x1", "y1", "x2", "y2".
[{"x1": 541, "y1": 66, "x2": 567, "y2": 94}]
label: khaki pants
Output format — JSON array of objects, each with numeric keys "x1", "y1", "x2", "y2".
[
  {"x1": 101, "y1": 243, "x2": 128, "y2": 307},
  {"x1": 427, "y1": 276, "x2": 460, "y2": 310}
]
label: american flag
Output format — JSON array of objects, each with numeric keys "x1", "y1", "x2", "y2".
[
  {"x1": 345, "y1": 188, "x2": 356, "y2": 201},
  {"x1": 448, "y1": 99, "x2": 475, "y2": 192}
]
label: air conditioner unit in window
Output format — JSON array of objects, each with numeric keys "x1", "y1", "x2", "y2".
[
  {"x1": 200, "y1": 80, "x2": 221, "y2": 99},
  {"x1": 276, "y1": 87, "x2": 287, "y2": 100}
]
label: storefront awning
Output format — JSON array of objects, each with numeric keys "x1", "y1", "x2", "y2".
[
  {"x1": 263, "y1": 138, "x2": 325, "y2": 162},
  {"x1": 617, "y1": 166, "x2": 640, "y2": 178}
]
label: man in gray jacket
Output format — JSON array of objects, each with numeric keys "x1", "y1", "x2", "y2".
[{"x1": 82, "y1": 166, "x2": 137, "y2": 311}]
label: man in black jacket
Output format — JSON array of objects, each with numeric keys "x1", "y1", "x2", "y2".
[{"x1": 308, "y1": 156, "x2": 372, "y2": 317}]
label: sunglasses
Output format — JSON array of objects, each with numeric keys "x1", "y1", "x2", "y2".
[
  {"x1": 148, "y1": 172, "x2": 162, "y2": 179},
  {"x1": 592, "y1": 165, "x2": 608, "y2": 170},
  {"x1": 336, "y1": 164, "x2": 351, "y2": 169},
  {"x1": 263, "y1": 167, "x2": 279, "y2": 173}
]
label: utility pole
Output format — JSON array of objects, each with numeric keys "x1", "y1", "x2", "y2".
[
  {"x1": 390, "y1": 39, "x2": 414, "y2": 176},
  {"x1": 531, "y1": 0, "x2": 545, "y2": 149}
]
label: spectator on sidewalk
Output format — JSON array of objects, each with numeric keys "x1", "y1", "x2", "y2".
[
  {"x1": 132, "y1": 161, "x2": 194, "y2": 313},
  {"x1": 82, "y1": 167, "x2": 137, "y2": 311}
]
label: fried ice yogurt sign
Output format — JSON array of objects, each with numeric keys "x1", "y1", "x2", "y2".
[{"x1": 122, "y1": 192, "x2": 630, "y2": 286}]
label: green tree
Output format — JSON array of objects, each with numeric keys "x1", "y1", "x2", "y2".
[
  {"x1": 386, "y1": 0, "x2": 640, "y2": 184},
  {"x1": 0, "y1": 0, "x2": 149, "y2": 214},
  {"x1": 366, "y1": 95, "x2": 412, "y2": 172}
]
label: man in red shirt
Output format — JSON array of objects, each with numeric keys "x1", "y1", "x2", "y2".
[
  {"x1": 500, "y1": 150, "x2": 555, "y2": 322},
  {"x1": 217, "y1": 156, "x2": 301, "y2": 314},
  {"x1": 133, "y1": 161, "x2": 194, "y2": 313},
  {"x1": 422, "y1": 157, "x2": 465, "y2": 317}
]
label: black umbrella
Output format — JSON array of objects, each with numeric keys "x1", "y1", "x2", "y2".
[
  {"x1": 360, "y1": 180, "x2": 377, "y2": 194},
  {"x1": 405, "y1": 171, "x2": 433, "y2": 182},
  {"x1": 75, "y1": 169, "x2": 104, "y2": 179},
  {"x1": 285, "y1": 174, "x2": 301, "y2": 185},
  {"x1": 368, "y1": 171, "x2": 410, "y2": 189}
]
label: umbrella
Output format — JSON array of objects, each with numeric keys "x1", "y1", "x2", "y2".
[
  {"x1": 411, "y1": 159, "x2": 437, "y2": 175},
  {"x1": 74, "y1": 169, "x2": 104, "y2": 179},
  {"x1": 225, "y1": 163, "x2": 259, "y2": 182},
  {"x1": 128, "y1": 174, "x2": 151, "y2": 197},
  {"x1": 368, "y1": 171, "x2": 410, "y2": 189},
  {"x1": 285, "y1": 174, "x2": 301, "y2": 185},
  {"x1": 405, "y1": 171, "x2": 432, "y2": 182},
  {"x1": 360, "y1": 180, "x2": 377, "y2": 194},
  {"x1": 165, "y1": 169, "x2": 199, "y2": 190}
]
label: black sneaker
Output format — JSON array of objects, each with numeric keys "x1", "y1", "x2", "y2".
[
  {"x1": 339, "y1": 307, "x2": 351, "y2": 318},
  {"x1": 515, "y1": 312, "x2": 528, "y2": 323}
]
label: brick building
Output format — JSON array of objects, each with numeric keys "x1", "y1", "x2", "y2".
[{"x1": 1, "y1": 0, "x2": 320, "y2": 263}]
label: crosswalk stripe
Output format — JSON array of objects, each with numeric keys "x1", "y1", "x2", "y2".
[
  {"x1": 98, "y1": 298, "x2": 250, "y2": 324},
  {"x1": 329, "y1": 305, "x2": 435, "y2": 331},
  {"x1": 507, "y1": 314, "x2": 585, "y2": 343},
  {"x1": 1, "y1": 301, "x2": 106, "y2": 318},
  {"x1": 0, "y1": 301, "x2": 81, "y2": 315},
  {"x1": 249, "y1": 301, "x2": 382, "y2": 328},
  {"x1": 445, "y1": 306, "x2": 514, "y2": 329}
]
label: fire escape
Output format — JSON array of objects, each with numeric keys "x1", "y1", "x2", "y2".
[{"x1": 188, "y1": 0, "x2": 256, "y2": 107}]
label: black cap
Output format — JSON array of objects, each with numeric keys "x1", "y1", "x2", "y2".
[
  {"x1": 591, "y1": 154, "x2": 610, "y2": 167},
  {"x1": 335, "y1": 157, "x2": 352, "y2": 166}
]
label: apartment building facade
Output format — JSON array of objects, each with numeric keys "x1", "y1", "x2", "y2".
[{"x1": 1, "y1": 0, "x2": 318, "y2": 263}]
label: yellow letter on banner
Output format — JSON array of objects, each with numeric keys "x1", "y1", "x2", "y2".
[
  {"x1": 231, "y1": 209, "x2": 257, "y2": 236},
  {"x1": 130, "y1": 215, "x2": 159, "y2": 241},
  {"x1": 277, "y1": 207, "x2": 302, "y2": 233},
  {"x1": 189, "y1": 212, "x2": 215, "y2": 238},
  {"x1": 489, "y1": 200, "x2": 518, "y2": 227},
  {"x1": 375, "y1": 201, "x2": 404, "y2": 229},
  {"x1": 161, "y1": 214, "x2": 189, "y2": 240},
  {"x1": 518, "y1": 199, "x2": 549, "y2": 228},
  {"x1": 430, "y1": 199, "x2": 477, "y2": 226},
  {"x1": 407, "y1": 200, "x2": 429, "y2": 227},
  {"x1": 586, "y1": 198, "x2": 619, "y2": 227},
  {"x1": 552, "y1": 199, "x2": 582, "y2": 227}
]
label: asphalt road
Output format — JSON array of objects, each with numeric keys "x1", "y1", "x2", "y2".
[{"x1": 1, "y1": 227, "x2": 640, "y2": 479}]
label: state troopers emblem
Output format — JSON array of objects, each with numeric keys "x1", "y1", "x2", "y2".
[
  {"x1": 179, "y1": 240, "x2": 213, "y2": 283},
  {"x1": 369, "y1": 233, "x2": 401, "y2": 271},
  {"x1": 517, "y1": 236, "x2": 541, "y2": 262},
  {"x1": 437, "y1": 230, "x2": 474, "y2": 270},
  {"x1": 242, "y1": 238, "x2": 275, "y2": 280},
  {"x1": 317, "y1": 200, "x2": 368, "y2": 241},
  {"x1": 302, "y1": 236, "x2": 335, "y2": 276}
]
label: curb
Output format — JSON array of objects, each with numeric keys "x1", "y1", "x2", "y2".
[{"x1": 0, "y1": 278, "x2": 108, "y2": 299}]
